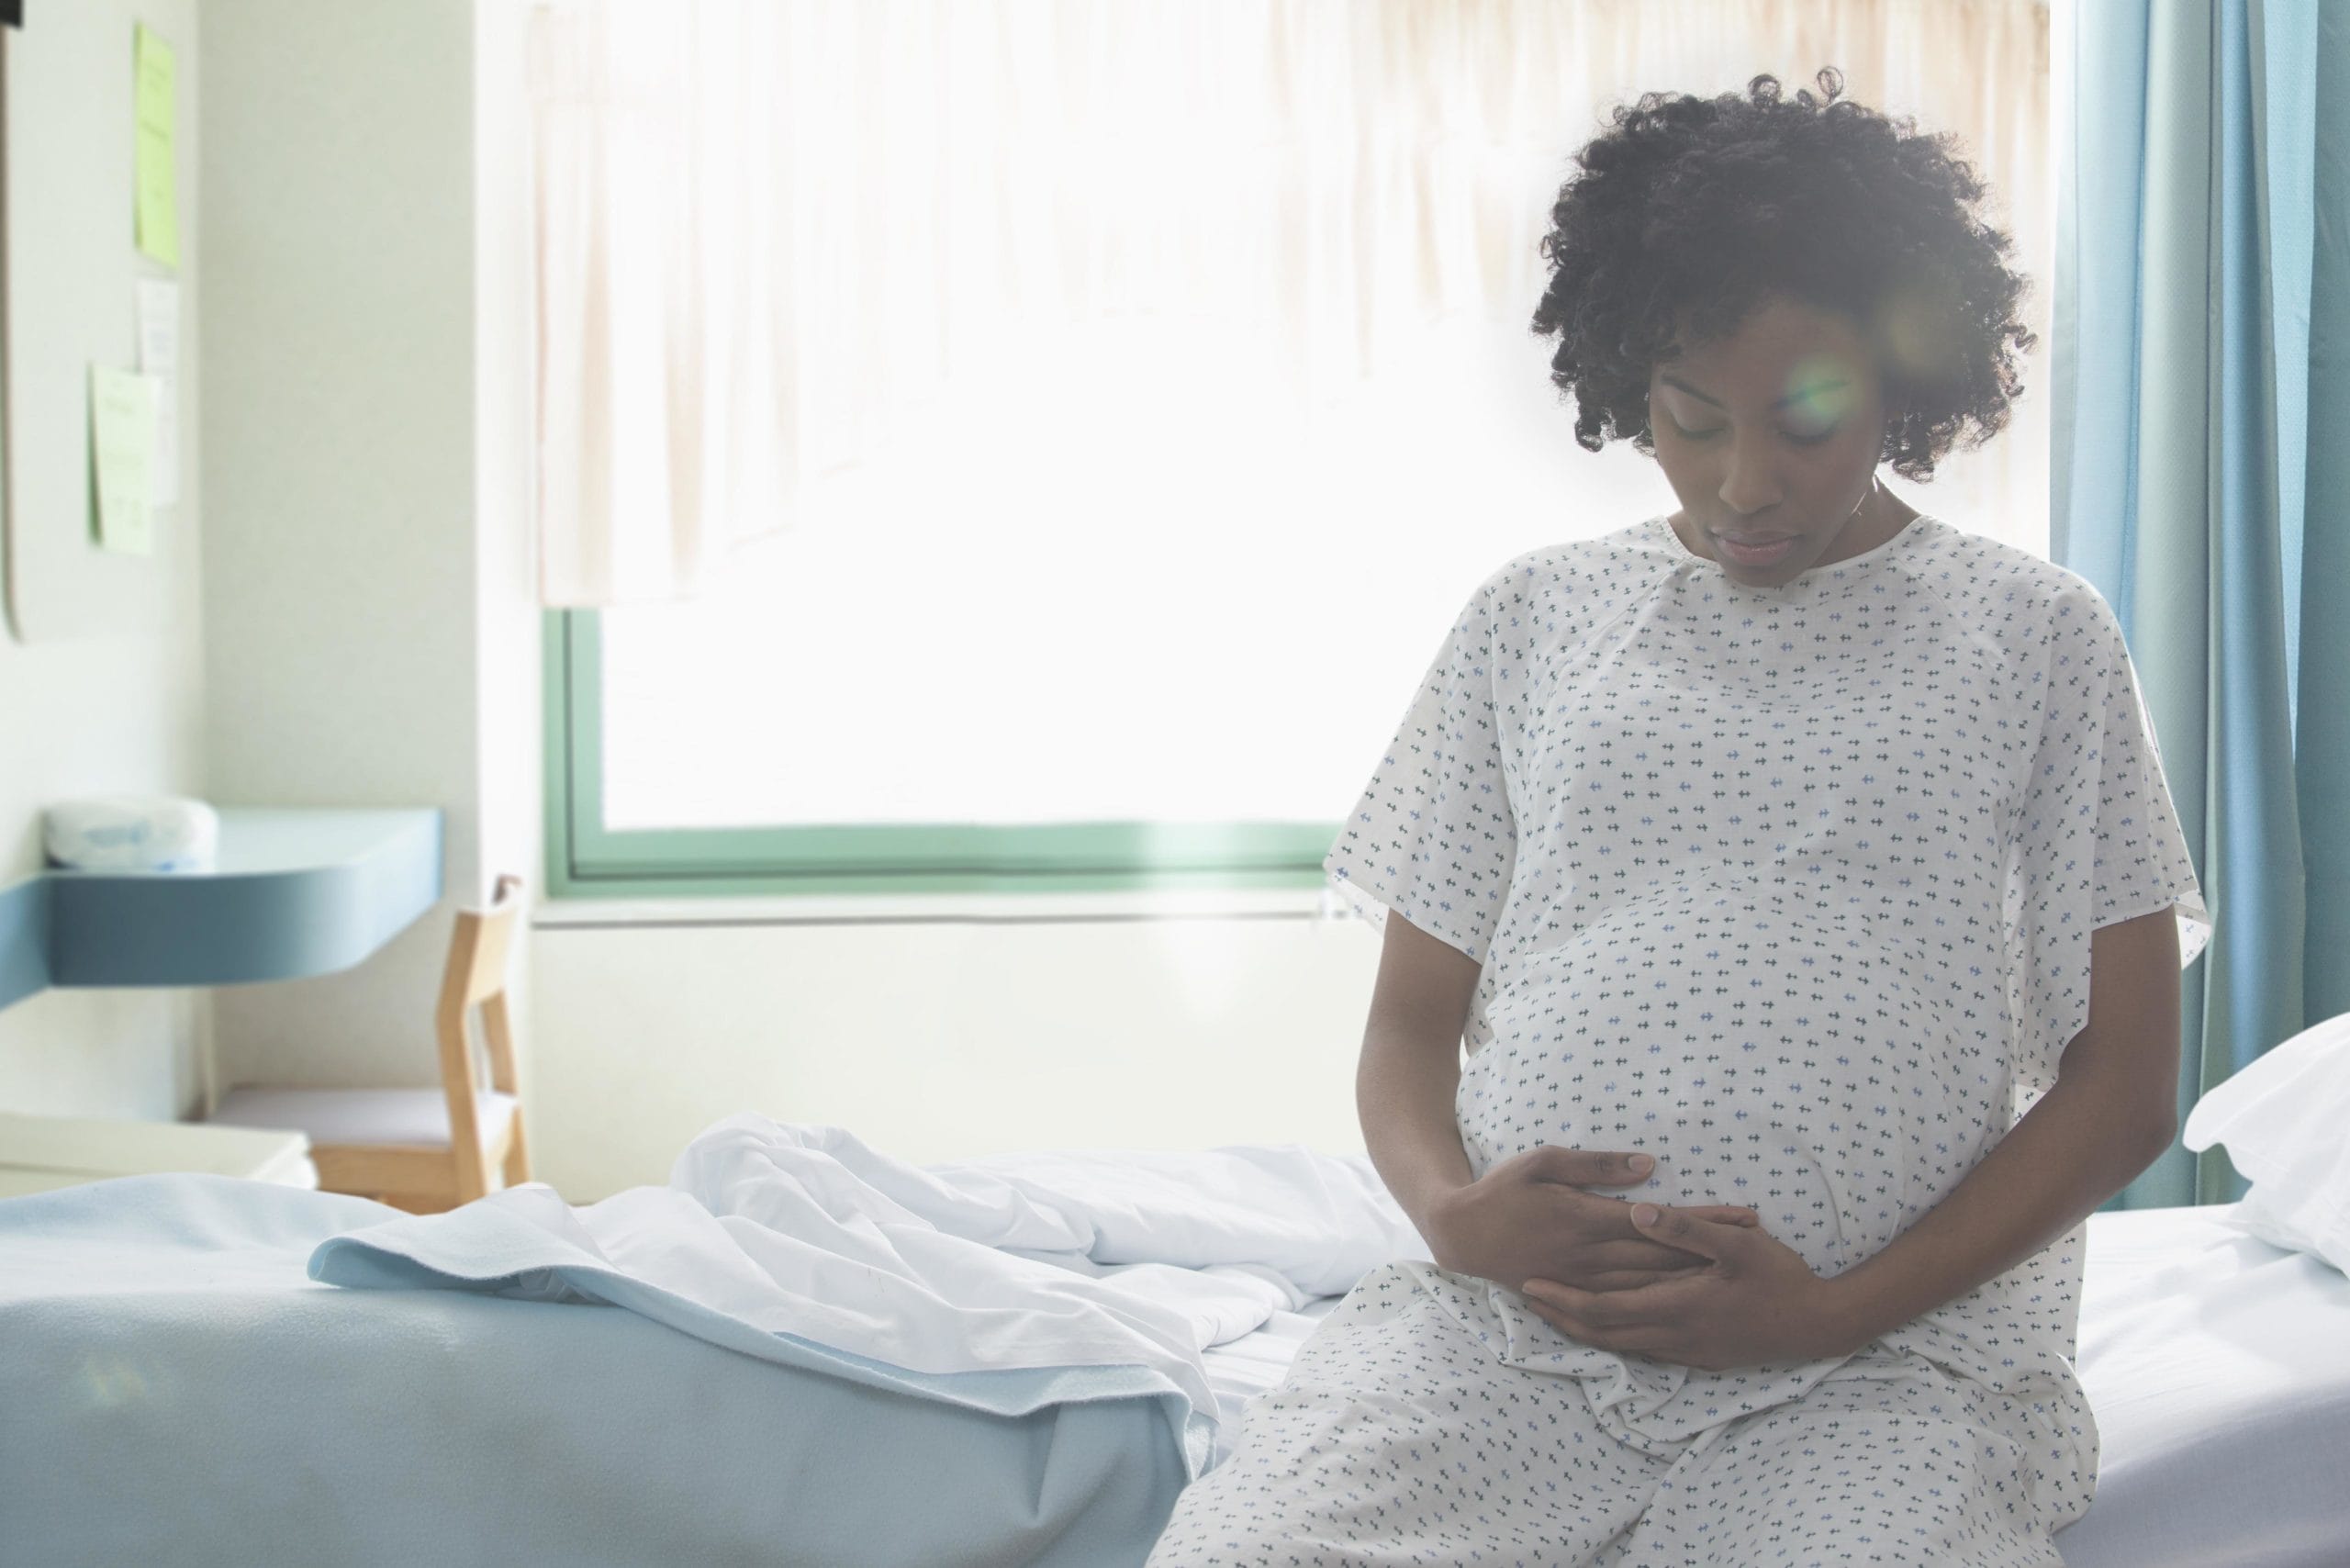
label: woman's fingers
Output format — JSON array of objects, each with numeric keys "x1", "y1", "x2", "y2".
[
  {"x1": 1578, "y1": 1266, "x2": 1701, "y2": 1292},
  {"x1": 1564, "y1": 1194, "x2": 1765, "y2": 1277},
  {"x1": 1586, "y1": 1237, "x2": 1718, "y2": 1272}
]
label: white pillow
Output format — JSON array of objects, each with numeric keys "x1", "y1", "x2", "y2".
[{"x1": 2181, "y1": 1010, "x2": 2350, "y2": 1275}]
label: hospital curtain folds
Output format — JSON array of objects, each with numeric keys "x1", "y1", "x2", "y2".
[
  {"x1": 2052, "y1": 0, "x2": 2350, "y2": 1211},
  {"x1": 525, "y1": 0, "x2": 2052, "y2": 610}
]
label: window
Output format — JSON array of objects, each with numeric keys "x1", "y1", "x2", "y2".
[{"x1": 541, "y1": 2, "x2": 2052, "y2": 899}]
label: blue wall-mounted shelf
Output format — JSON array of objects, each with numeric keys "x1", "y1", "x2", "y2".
[{"x1": 0, "y1": 809, "x2": 444, "y2": 1011}]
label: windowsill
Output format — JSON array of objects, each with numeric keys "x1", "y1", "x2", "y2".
[{"x1": 532, "y1": 885, "x2": 1363, "y2": 930}]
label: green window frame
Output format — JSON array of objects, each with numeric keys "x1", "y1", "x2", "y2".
[{"x1": 543, "y1": 610, "x2": 1340, "y2": 899}]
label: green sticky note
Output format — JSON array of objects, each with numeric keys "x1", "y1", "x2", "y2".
[
  {"x1": 135, "y1": 23, "x2": 179, "y2": 268},
  {"x1": 90, "y1": 365, "x2": 157, "y2": 555}
]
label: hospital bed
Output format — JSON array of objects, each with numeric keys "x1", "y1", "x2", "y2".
[{"x1": 0, "y1": 1173, "x2": 2343, "y2": 1567}]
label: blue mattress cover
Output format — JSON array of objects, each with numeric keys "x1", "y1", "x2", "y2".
[{"x1": 0, "y1": 1175, "x2": 1189, "y2": 1568}]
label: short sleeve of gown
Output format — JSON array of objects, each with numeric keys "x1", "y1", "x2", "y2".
[
  {"x1": 1322, "y1": 567, "x2": 1517, "y2": 965},
  {"x1": 2004, "y1": 586, "x2": 2214, "y2": 1098}
]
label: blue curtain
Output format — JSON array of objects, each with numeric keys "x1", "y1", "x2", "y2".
[{"x1": 2054, "y1": 0, "x2": 2350, "y2": 1211}]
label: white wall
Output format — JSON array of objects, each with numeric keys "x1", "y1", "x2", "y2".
[
  {"x1": 473, "y1": 0, "x2": 543, "y2": 1101},
  {"x1": 0, "y1": 0, "x2": 547, "y2": 1137},
  {"x1": 532, "y1": 891, "x2": 1385, "y2": 1200},
  {"x1": 0, "y1": 0, "x2": 209, "y2": 1121},
  {"x1": 201, "y1": 0, "x2": 540, "y2": 1098}
]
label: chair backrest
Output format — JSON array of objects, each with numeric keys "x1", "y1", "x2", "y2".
[{"x1": 434, "y1": 874, "x2": 527, "y2": 1201}]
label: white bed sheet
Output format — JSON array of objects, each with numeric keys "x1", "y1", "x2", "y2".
[
  {"x1": 2056, "y1": 1202, "x2": 2350, "y2": 1567},
  {"x1": 1194, "y1": 1204, "x2": 2350, "y2": 1566}
]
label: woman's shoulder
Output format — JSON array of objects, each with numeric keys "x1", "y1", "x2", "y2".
[
  {"x1": 1905, "y1": 518, "x2": 2119, "y2": 623},
  {"x1": 1452, "y1": 521, "x2": 1672, "y2": 673},
  {"x1": 1479, "y1": 515, "x2": 1671, "y2": 604},
  {"x1": 1892, "y1": 521, "x2": 2145, "y2": 700}
]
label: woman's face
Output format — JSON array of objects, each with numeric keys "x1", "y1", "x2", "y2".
[{"x1": 1648, "y1": 295, "x2": 1896, "y2": 580}]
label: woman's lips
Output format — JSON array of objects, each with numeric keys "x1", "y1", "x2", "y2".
[{"x1": 1716, "y1": 532, "x2": 1801, "y2": 566}]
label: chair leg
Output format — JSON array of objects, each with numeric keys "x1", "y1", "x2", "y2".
[{"x1": 503, "y1": 1120, "x2": 532, "y2": 1189}]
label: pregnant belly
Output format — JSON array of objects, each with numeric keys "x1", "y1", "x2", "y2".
[{"x1": 1456, "y1": 890, "x2": 1997, "y2": 1278}]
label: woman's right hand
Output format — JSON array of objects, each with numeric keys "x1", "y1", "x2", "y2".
[{"x1": 1424, "y1": 1146, "x2": 1762, "y2": 1294}]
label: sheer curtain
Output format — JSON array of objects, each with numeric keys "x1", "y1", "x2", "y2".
[{"x1": 530, "y1": 0, "x2": 2049, "y2": 610}]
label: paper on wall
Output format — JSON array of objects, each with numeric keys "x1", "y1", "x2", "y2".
[
  {"x1": 89, "y1": 365, "x2": 157, "y2": 556},
  {"x1": 135, "y1": 23, "x2": 180, "y2": 269}
]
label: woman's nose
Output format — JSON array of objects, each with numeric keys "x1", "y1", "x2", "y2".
[{"x1": 1717, "y1": 430, "x2": 1785, "y2": 513}]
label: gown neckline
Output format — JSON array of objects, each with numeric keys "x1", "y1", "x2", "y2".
[{"x1": 1648, "y1": 510, "x2": 1935, "y2": 584}]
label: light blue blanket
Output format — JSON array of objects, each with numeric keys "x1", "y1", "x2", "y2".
[{"x1": 0, "y1": 1174, "x2": 1192, "y2": 1568}]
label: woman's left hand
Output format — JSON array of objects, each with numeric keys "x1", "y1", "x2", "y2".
[{"x1": 1518, "y1": 1204, "x2": 1855, "y2": 1372}]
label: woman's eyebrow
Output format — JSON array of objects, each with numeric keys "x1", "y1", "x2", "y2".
[{"x1": 1659, "y1": 373, "x2": 1850, "y2": 410}]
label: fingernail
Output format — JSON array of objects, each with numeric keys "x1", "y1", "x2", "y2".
[
  {"x1": 1632, "y1": 1204, "x2": 1661, "y2": 1226},
  {"x1": 1629, "y1": 1154, "x2": 1653, "y2": 1173}
]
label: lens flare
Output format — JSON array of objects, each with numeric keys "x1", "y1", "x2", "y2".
[
  {"x1": 1870, "y1": 263, "x2": 1968, "y2": 385},
  {"x1": 1782, "y1": 353, "x2": 1860, "y2": 430},
  {"x1": 80, "y1": 1351, "x2": 149, "y2": 1407}
]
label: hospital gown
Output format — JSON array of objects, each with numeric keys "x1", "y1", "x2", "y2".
[{"x1": 1145, "y1": 511, "x2": 2212, "y2": 1566}]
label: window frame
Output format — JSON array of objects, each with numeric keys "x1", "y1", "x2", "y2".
[{"x1": 542, "y1": 609, "x2": 1338, "y2": 900}]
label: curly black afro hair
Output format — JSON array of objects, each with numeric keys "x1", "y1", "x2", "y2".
[{"x1": 1529, "y1": 67, "x2": 2035, "y2": 482}]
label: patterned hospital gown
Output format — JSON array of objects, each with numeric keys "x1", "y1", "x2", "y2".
[{"x1": 1146, "y1": 510, "x2": 2213, "y2": 1566}]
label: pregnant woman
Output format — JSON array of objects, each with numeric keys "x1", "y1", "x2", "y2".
[{"x1": 1146, "y1": 68, "x2": 2210, "y2": 1567}]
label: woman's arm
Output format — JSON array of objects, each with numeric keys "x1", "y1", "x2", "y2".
[
  {"x1": 1355, "y1": 913, "x2": 1482, "y2": 1241},
  {"x1": 1820, "y1": 904, "x2": 2184, "y2": 1350}
]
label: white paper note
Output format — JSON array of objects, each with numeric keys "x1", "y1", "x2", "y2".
[
  {"x1": 136, "y1": 278, "x2": 180, "y2": 507},
  {"x1": 90, "y1": 365, "x2": 157, "y2": 555}
]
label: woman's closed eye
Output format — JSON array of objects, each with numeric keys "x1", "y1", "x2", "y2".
[{"x1": 1668, "y1": 418, "x2": 1839, "y2": 447}]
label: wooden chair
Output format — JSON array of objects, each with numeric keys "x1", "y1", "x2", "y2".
[{"x1": 205, "y1": 874, "x2": 532, "y2": 1214}]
